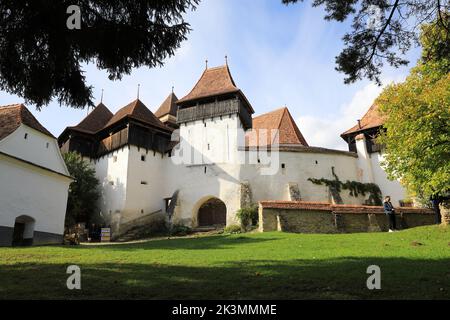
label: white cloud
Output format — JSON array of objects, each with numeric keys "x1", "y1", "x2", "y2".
[{"x1": 296, "y1": 76, "x2": 405, "y2": 150}]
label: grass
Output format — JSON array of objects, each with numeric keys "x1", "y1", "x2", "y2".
[{"x1": 0, "y1": 225, "x2": 449, "y2": 299}]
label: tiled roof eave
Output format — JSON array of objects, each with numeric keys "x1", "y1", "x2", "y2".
[
  {"x1": 99, "y1": 115, "x2": 173, "y2": 135},
  {"x1": 341, "y1": 124, "x2": 383, "y2": 139},
  {"x1": 177, "y1": 88, "x2": 240, "y2": 105},
  {"x1": 240, "y1": 145, "x2": 358, "y2": 157}
]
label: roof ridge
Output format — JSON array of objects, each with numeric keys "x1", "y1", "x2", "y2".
[
  {"x1": 0, "y1": 103, "x2": 54, "y2": 140},
  {"x1": 155, "y1": 92, "x2": 179, "y2": 118},
  {"x1": 284, "y1": 107, "x2": 308, "y2": 146},
  {"x1": 103, "y1": 98, "x2": 171, "y2": 132},
  {"x1": 341, "y1": 103, "x2": 383, "y2": 137},
  {"x1": 181, "y1": 68, "x2": 209, "y2": 101},
  {"x1": 270, "y1": 107, "x2": 287, "y2": 145},
  {"x1": 223, "y1": 64, "x2": 237, "y2": 87},
  {"x1": 253, "y1": 107, "x2": 286, "y2": 119},
  {"x1": 177, "y1": 64, "x2": 240, "y2": 104}
]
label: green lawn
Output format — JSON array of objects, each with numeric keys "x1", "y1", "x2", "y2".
[{"x1": 0, "y1": 225, "x2": 449, "y2": 299}]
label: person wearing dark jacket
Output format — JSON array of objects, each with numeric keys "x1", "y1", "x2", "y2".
[{"x1": 383, "y1": 196, "x2": 397, "y2": 232}]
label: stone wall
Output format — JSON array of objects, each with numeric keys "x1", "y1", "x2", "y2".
[
  {"x1": 111, "y1": 209, "x2": 167, "y2": 240},
  {"x1": 259, "y1": 201, "x2": 435, "y2": 233},
  {"x1": 440, "y1": 200, "x2": 450, "y2": 226}
]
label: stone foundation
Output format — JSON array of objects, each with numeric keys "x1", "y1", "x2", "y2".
[
  {"x1": 112, "y1": 210, "x2": 167, "y2": 240},
  {"x1": 440, "y1": 200, "x2": 450, "y2": 226},
  {"x1": 0, "y1": 225, "x2": 63, "y2": 246}
]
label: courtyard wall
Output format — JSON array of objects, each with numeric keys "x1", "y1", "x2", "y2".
[{"x1": 259, "y1": 201, "x2": 435, "y2": 233}]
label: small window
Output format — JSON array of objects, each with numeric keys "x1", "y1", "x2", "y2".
[
  {"x1": 204, "y1": 122, "x2": 207, "y2": 127},
  {"x1": 141, "y1": 209, "x2": 144, "y2": 214},
  {"x1": 207, "y1": 143, "x2": 210, "y2": 150},
  {"x1": 46, "y1": 142, "x2": 49, "y2": 148},
  {"x1": 315, "y1": 160, "x2": 318, "y2": 164},
  {"x1": 281, "y1": 163, "x2": 286, "y2": 169},
  {"x1": 141, "y1": 155, "x2": 146, "y2": 162},
  {"x1": 141, "y1": 181, "x2": 147, "y2": 185},
  {"x1": 204, "y1": 166, "x2": 207, "y2": 174},
  {"x1": 113, "y1": 156, "x2": 117, "y2": 163},
  {"x1": 257, "y1": 158, "x2": 261, "y2": 164},
  {"x1": 24, "y1": 133, "x2": 28, "y2": 139}
]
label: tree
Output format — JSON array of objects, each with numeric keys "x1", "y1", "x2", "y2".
[
  {"x1": 63, "y1": 152, "x2": 101, "y2": 227},
  {"x1": 283, "y1": 0, "x2": 450, "y2": 85},
  {"x1": 0, "y1": 0, "x2": 198, "y2": 109},
  {"x1": 375, "y1": 17, "x2": 450, "y2": 202}
]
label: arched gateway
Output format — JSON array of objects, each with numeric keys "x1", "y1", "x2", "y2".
[
  {"x1": 197, "y1": 198, "x2": 227, "y2": 227},
  {"x1": 12, "y1": 215, "x2": 35, "y2": 246}
]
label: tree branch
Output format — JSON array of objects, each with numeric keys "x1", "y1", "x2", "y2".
[{"x1": 361, "y1": 0, "x2": 400, "y2": 69}]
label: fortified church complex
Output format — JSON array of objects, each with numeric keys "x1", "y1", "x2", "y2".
[{"x1": 57, "y1": 63, "x2": 411, "y2": 237}]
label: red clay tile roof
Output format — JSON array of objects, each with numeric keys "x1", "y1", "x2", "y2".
[
  {"x1": 70, "y1": 103, "x2": 113, "y2": 134},
  {"x1": 155, "y1": 93, "x2": 178, "y2": 118},
  {"x1": 341, "y1": 104, "x2": 385, "y2": 137},
  {"x1": 103, "y1": 99, "x2": 171, "y2": 132},
  {"x1": 177, "y1": 65, "x2": 240, "y2": 104},
  {"x1": 247, "y1": 107, "x2": 308, "y2": 146},
  {"x1": 259, "y1": 201, "x2": 433, "y2": 215},
  {"x1": 0, "y1": 104, "x2": 54, "y2": 140}
]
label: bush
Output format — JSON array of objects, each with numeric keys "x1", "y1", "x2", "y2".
[
  {"x1": 170, "y1": 224, "x2": 192, "y2": 236},
  {"x1": 224, "y1": 224, "x2": 242, "y2": 234},
  {"x1": 236, "y1": 204, "x2": 259, "y2": 231}
]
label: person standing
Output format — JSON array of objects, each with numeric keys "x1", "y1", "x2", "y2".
[
  {"x1": 383, "y1": 196, "x2": 397, "y2": 232},
  {"x1": 430, "y1": 195, "x2": 442, "y2": 224}
]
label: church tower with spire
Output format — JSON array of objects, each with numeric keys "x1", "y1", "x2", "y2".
[{"x1": 175, "y1": 63, "x2": 254, "y2": 165}]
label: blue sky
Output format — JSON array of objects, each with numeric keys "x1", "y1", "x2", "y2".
[{"x1": 0, "y1": 0, "x2": 421, "y2": 150}]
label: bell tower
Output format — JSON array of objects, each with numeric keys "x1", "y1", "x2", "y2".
[{"x1": 176, "y1": 63, "x2": 254, "y2": 165}]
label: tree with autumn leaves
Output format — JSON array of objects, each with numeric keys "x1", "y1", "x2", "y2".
[{"x1": 376, "y1": 15, "x2": 449, "y2": 208}]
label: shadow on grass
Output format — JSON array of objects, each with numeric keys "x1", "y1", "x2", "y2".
[
  {"x1": 1, "y1": 257, "x2": 449, "y2": 300},
  {"x1": 64, "y1": 235, "x2": 280, "y2": 251}
]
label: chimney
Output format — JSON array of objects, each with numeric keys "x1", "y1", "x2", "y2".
[{"x1": 357, "y1": 119, "x2": 361, "y2": 129}]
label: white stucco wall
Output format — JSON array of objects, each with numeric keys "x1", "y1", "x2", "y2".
[
  {"x1": 0, "y1": 124, "x2": 68, "y2": 175},
  {"x1": 370, "y1": 152, "x2": 407, "y2": 205},
  {"x1": 166, "y1": 115, "x2": 243, "y2": 226},
  {"x1": 355, "y1": 135, "x2": 407, "y2": 205},
  {"x1": 0, "y1": 153, "x2": 70, "y2": 236},
  {"x1": 93, "y1": 147, "x2": 129, "y2": 226},
  {"x1": 0, "y1": 124, "x2": 71, "y2": 241},
  {"x1": 239, "y1": 150, "x2": 364, "y2": 205},
  {"x1": 123, "y1": 146, "x2": 167, "y2": 222}
]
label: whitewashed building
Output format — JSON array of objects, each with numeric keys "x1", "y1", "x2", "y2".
[
  {"x1": 58, "y1": 64, "x2": 408, "y2": 236},
  {"x1": 0, "y1": 104, "x2": 72, "y2": 246}
]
